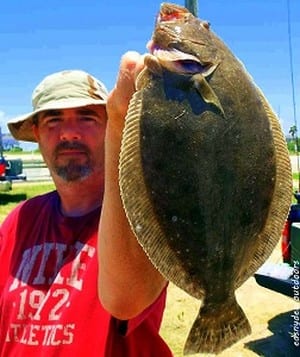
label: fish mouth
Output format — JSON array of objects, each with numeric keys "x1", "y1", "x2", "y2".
[
  {"x1": 147, "y1": 41, "x2": 199, "y2": 62},
  {"x1": 147, "y1": 42, "x2": 216, "y2": 76}
]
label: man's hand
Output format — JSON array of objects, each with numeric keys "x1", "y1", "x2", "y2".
[{"x1": 106, "y1": 51, "x2": 145, "y2": 130}]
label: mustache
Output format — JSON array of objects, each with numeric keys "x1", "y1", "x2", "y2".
[{"x1": 54, "y1": 141, "x2": 91, "y2": 155}]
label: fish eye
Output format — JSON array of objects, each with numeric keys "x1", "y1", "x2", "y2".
[{"x1": 201, "y1": 21, "x2": 210, "y2": 30}]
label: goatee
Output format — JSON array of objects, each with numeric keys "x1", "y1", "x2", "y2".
[{"x1": 53, "y1": 141, "x2": 93, "y2": 182}]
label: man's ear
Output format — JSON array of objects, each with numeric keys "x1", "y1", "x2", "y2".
[{"x1": 32, "y1": 124, "x2": 40, "y2": 141}]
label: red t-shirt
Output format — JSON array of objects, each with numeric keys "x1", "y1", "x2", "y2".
[{"x1": 0, "y1": 191, "x2": 172, "y2": 356}]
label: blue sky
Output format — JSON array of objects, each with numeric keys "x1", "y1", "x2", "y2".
[{"x1": 0, "y1": 0, "x2": 299, "y2": 149}]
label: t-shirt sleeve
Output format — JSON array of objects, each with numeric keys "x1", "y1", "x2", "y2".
[
  {"x1": 0, "y1": 202, "x2": 24, "y2": 252},
  {"x1": 0, "y1": 203, "x2": 24, "y2": 290}
]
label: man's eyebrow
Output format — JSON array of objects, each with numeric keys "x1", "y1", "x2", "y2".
[
  {"x1": 38, "y1": 108, "x2": 101, "y2": 120},
  {"x1": 76, "y1": 108, "x2": 99, "y2": 116},
  {"x1": 40, "y1": 110, "x2": 62, "y2": 119}
]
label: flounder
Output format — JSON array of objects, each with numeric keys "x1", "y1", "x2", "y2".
[{"x1": 119, "y1": 2, "x2": 292, "y2": 354}]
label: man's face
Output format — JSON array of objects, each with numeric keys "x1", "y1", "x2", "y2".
[{"x1": 33, "y1": 105, "x2": 107, "y2": 182}]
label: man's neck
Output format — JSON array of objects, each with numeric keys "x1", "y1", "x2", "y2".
[{"x1": 53, "y1": 175, "x2": 104, "y2": 217}]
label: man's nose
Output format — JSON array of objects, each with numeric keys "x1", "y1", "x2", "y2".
[{"x1": 59, "y1": 122, "x2": 82, "y2": 141}]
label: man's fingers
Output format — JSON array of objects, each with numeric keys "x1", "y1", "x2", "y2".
[
  {"x1": 107, "y1": 51, "x2": 145, "y2": 123},
  {"x1": 114, "y1": 51, "x2": 145, "y2": 106}
]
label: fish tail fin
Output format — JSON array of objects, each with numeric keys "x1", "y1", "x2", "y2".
[{"x1": 183, "y1": 297, "x2": 251, "y2": 355}]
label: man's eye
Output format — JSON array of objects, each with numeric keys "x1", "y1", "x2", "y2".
[
  {"x1": 44, "y1": 117, "x2": 61, "y2": 126},
  {"x1": 80, "y1": 115, "x2": 98, "y2": 122},
  {"x1": 46, "y1": 117, "x2": 60, "y2": 124}
]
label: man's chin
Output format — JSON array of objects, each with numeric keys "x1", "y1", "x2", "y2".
[{"x1": 54, "y1": 164, "x2": 92, "y2": 182}]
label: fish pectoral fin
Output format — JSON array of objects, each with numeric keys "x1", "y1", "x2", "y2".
[{"x1": 191, "y1": 73, "x2": 225, "y2": 116}]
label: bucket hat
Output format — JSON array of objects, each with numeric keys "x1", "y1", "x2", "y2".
[{"x1": 7, "y1": 70, "x2": 108, "y2": 142}]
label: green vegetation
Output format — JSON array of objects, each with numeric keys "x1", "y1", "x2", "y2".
[
  {"x1": 287, "y1": 139, "x2": 299, "y2": 153},
  {"x1": 6, "y1": 147, "x2": 23, "y2": 153},
  {"x1": 0, "y1": 181, "x2": 55, "y2": 223},
  {"x1": 4, "y1": 148, "x2": 41, "y2": 155},
  {"x1": 293, "y1": 172, "x2": 300, "y2": 180}
]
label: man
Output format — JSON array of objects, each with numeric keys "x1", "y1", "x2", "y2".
[{"x1": 0, "y1": 52, "x2": 172, "y2": 356}]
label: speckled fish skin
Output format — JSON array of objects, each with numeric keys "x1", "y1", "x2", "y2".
[{"x1": 119, "y1": 3, "x2": 292, "y2": 355}]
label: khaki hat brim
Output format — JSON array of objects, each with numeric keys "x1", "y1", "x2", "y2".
[{"x1": 7, "y1": 98, "x2": 106, "y2": 142}]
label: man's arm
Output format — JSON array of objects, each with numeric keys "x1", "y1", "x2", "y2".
[{"x1": 98, "y1": 51, "x2": 167, "y2": 320}]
